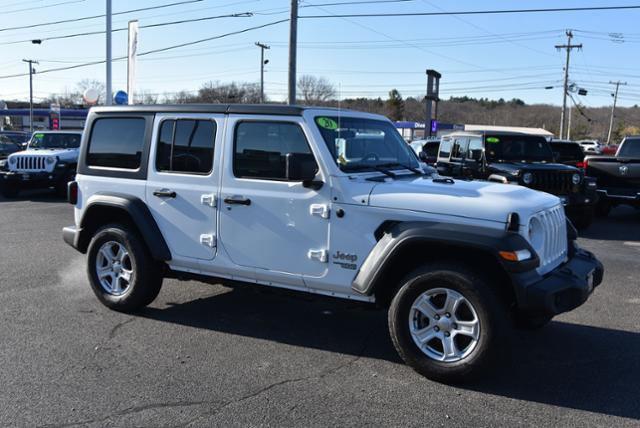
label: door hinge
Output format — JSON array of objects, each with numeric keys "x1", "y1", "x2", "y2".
[
  {"x1": 201, "y1": 194, "x2": 217, "y2": 208},
  {"x1": 200, "y1": 234, "x2": 216, "y2": 248},
  {"x1": 307, "y1": 249, "x2": 328, "y2": 263},
  {"x1": 309, "y1": 204, "x2": 330, "y2": 219}
]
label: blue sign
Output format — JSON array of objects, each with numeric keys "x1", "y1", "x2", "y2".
[
  {"x1": 430, "y1": 120, "x2": 438, "y2": 133},
  {"x1": 114, "y1": 91, "x2": 128, "y2": 105}
]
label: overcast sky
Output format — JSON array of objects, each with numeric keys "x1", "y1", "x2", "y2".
[{"x1": 1, "y1": 0, "x2": 639, "y2": 106}]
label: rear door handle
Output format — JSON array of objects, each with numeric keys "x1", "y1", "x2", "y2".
[
  {"x1": 223, "y1": 196, "x2": 251, "y2": 206},
  {"x1": 153, "y1": 189, "x2": 177, "y2": 198}
]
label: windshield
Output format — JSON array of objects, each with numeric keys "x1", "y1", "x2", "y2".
[
  {"x1": 485, "y1": 134, "x2": 554, "y2": 162},
  {"x1": 0, "y1": 133, "x2": 27, "y2": 144},
  {"x1": 30, "y1": 132, "x2": 81, "y2": 149},
  {"x1": 619, "y1": 138, "x2": 640, "y2": 157},
  {"x1": 314, "y1": 116, "x2": 419, "y2": 172}
]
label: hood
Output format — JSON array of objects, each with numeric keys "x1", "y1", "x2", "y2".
[
  {"x1": 368, "y1": 175, "x2": 559, "y2": 225},
  {"x1": 10, "y1": 148, "x2": 78, "y2": 162},
  {"x1": 490, "y1": 161, "x2": 579, "y2": 175}
]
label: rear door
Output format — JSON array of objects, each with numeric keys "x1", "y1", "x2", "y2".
[{"x1": 146, "y1": 114, "x2": 222, "y2": 262}]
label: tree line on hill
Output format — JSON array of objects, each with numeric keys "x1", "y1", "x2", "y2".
[{"x1": 15, "y1": 76, "x2": 640, "y2": 143}]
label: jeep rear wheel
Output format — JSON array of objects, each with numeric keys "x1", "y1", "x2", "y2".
[
  {"x1": 388, "y1": 263, "x2": 508, "y2": 383},
  {"x1": 87, "y1": 224, "x2": 163, "y2": 312}
]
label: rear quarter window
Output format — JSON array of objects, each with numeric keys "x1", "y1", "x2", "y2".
[{"x1": 87, "y1": 117, "x2": 146, "y2": 169}]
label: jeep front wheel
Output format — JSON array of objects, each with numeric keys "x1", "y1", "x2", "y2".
[
  {"x1": 388, "y1": 263, "x2": 507, "y2": 383},
  {"x1": 87, "y1": 224, "x2": 163, "y2": 312}
]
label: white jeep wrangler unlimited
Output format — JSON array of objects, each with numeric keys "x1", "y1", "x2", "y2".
[
  {"x1": 0, "y1": 130, "x2": 82, "y2": 198},
  {"x1": 63, "y1": 105, "x2": 603, "y2": 382}
]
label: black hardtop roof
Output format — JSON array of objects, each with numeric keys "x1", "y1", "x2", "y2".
[{"x1": 89, "y1": 103, "x2": 356, "y2": 116}]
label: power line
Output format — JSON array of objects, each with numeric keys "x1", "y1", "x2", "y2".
[
  {"x1": 3, "y1": 0, "x2": 86, "y2": 15},
  {"x1": 0, "y1": 19, "x2": 289, "y2": 80},
  {"x1": 0, "y1": 0, "x2": 204, "y2": 33},
  {"x1": 1, "y1": 12, "x2": 254, "y2": 46},
  {"x1": 299, "y1": 5, "x2": 640, "y2": 18}
]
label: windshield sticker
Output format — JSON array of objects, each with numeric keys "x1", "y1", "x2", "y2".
[
  {"x1": 316, "y1": 117, "x2": 338, "y2": 130},
  {"x1": 486, "y1": 137, "x2": 500, "y2": 143},
  {"x1": 34, "y1": 133, "x2": 44, "y2": 139}
]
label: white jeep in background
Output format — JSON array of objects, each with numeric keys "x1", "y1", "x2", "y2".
[
  {"x1": 0, "y1": 130, "x2": 82, "y2": 198},
  {"x1": 62, "y1": 104, "x2": 603, "y2": 383}
]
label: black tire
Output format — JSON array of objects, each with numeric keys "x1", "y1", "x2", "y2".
[
  {"x1": 388, "y1": 262, "x2": 509, "y2": 384},
  {"x1": 595, "y1": 198, "x2": 611, "y2": 218},
  {"x1": 1, "y1": 186, "x2": 19, "y2": 198},
  {"x1": 514, "y1": 312, "x2": 552, "y2": 330},
  {"x1": 87, "y1": 223, "x2": 163, "y2": 312},
  {"x1": 570, "y1": 207, "x2": 594, "y2": 230}
]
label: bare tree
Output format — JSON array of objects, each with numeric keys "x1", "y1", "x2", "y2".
[{"x1": 297, "y1": 75, "x2": 336, "y2": 105}]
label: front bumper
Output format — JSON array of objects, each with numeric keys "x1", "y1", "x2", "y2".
[
  {"x1": 0, "y1": 170, "x2": 64, "y2": 190},
  {"x1": 512, "y1": 246, "x2": 604, "y2": 317}
]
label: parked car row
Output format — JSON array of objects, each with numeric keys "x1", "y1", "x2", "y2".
[
  {"x1": 408, "y1": 132, "x2": 639, "y2": 229},
  {"x1": 0, "y1": 130, "x2": 82, "y2": 198}
]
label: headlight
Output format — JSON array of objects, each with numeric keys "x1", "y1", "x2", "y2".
[
  {"x1": 46, "y1": 156, "x2": 56, "y2": 164},
  {"x1": 522, "y1": 172, "x2": 534, "y2": 185},
  {"x1": 572, "y1": 173, "x2": 581, "y2": 185},
  {"x1": 9, "y1": 157, "x2": 17, "y2": 165}
]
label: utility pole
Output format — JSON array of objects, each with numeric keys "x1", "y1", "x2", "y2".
[
  {"x1": 255, "y1": 42, "x2": 270, "y2": 104},
  {"x1": 606, "y1": 80, "x2": 627, "y2": 144},
  {"x1": 106, "y1": 0, "x2": 113, "y2": 105},
  {"x1": 22, "y1": 59, "x2": 38, "y2": 133},
  {"x1": 555, "y1": 30, "x2": 582, "y2": 139},
  {"x1": 288, "y1": 0, "x2": 298, "y2": 105}
]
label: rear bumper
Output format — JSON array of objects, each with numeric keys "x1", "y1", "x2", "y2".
[
  {"x1": 0, "y1": 170, "x2": 65, "y2": 189},
  {"x1": 512, "y1": 246, "x2": 604, "y2": 318},
  {"x1": 63, "y1": 225, "x2": 84, "y2": 253},
  {"x1": 597, "y1": 189, "x2": 640, "y2": 205}
]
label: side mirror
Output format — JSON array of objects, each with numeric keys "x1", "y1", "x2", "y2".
[
  {"x1": 286, "y1": 153, "x2": 321, "y2": 188},
  {"x1": 418, "y1": 151, "x2": 428, "y2": 162}
]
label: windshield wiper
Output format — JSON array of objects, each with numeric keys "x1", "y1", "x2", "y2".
[{"x1": 343, "y1": 164, "x2": 397, "y2": 178}]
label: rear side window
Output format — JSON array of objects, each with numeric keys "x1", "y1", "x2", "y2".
[
  {"x1": 234, "y1": 121, "x2": 313, "y2": 180},
  {"x1": 87, "y1": 118, "x2": 146, "y2": 169},
  {"x1": 156, "y1": 119, "x2": 216, "y2": 174}
]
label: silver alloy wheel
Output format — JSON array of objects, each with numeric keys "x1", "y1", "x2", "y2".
[
  {"x1": 95, "y1": 241, "x2": 133, "y2": 296},
  {"x1": 408, "y1": 287, "x2": 480, "y2": 363}
]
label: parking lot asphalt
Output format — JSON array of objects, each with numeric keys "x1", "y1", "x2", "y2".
[{"x1": 0, "y1": 192, "x2": 638, "y2": 427}]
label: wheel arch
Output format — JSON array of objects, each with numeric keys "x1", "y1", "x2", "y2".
[
  {"x1": 352, "y1": 221, "x2": 530, "y2": 308},
  {"x1": 76, "y1": 192, "x2": 171, "y2": 261}
]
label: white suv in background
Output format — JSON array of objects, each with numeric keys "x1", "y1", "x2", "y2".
[
  {"x1": 62, "y1": 104, "x2": 603, "y2": 383},
  {"x1": 578, "y1": 140, "x2": 602, "y2": 154}
]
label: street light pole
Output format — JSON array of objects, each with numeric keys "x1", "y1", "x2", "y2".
[
  {"x1": 255, "y1": 42, "x2": 270, "y2": 103},
  {"x1": 22, "y1": 59, "x2": 38, "y2": 133},
  {"x1": 105, "y1": 0, "x2": 113, "y2": 105}
]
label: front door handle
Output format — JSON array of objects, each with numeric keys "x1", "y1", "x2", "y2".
[
  {"x1": 223, "y1": 196, "x2": 251, "y2": 206},
  {"x1": 153, "y1": 189, "x2": 177, "y2": 198}
]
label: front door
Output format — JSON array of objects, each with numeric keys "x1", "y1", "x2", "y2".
[
  {"x1": 146, "y1": 114, "x2": 222, "y2": 261},
  {"x1": 218, "y1": 116, "x2": 331, "y2": 281}
]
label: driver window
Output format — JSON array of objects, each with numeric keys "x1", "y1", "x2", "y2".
[
  {"x1": 467, "y1": 138, "x2": 483, "y2": 160},
  {"x1": 156, "y1": 119, "x2": 216, "y2": 174}
]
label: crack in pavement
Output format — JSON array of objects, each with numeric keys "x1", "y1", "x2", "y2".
[
  {"x1": 108, "y1": 317, "x2": 136, "y2": 340},
  {"x1": 180, "y1": 334, "x2": 373, "y2": 427}
]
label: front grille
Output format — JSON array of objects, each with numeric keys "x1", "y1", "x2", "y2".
[
  {"x1": 535, "y1": 204, "x2": 568, "y2": 274},
  {"x1": 529, "y1": 171, "x2": 575, "y2": 195},
  {"x1": 14, "y1": 156, "x2": 47, "y2": 171}
]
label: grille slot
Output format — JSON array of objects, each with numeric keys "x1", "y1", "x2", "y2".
[{"x1": 534, "y1": 204, "x2": 568, "y2": 274}]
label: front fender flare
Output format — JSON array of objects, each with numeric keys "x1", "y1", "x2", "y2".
[{"x1": 351, "y1": 221, "x2": 537, "y2": 296}]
